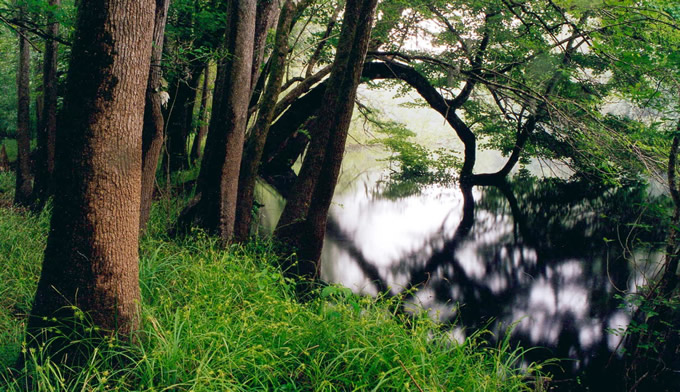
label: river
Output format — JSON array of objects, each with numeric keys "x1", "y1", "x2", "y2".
[{"x1": 258, "y1": 87, "x2": 669, "y2": 391}]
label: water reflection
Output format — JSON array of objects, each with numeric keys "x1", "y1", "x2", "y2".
[{"x1": 320, "y1": 175, "x2": 666, "y2": 390}]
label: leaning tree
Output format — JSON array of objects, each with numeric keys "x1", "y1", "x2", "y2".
[{"x1": 274, "y1": 0, "x2": 380, "y2": 276}]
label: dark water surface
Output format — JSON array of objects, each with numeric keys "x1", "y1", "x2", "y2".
[{"x1": 314, "y1": 173, "x2": 667, "y2": 391}]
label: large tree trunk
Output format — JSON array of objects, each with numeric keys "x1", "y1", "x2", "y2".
[
  {"x1": 26, "y1": 0, "x2": 154, "y2": 355},
  {"x1": 190, "y1": 64, "x2": 212, "y2": 164},
  {"x1": 234, "y1": 0, "x2": 295, "y2": 242},
  {"x1": 140, "y1": 0, "x2": 171, "y2": 232},
  {"x1": 275, "y1": 0, "x2": 379, "y2": 277},
  {"x1": 259, "y1": 84, "x2": 327, "y2": 197},
  {"x1": 175, "y1": 0, "x2": 256, "y2": 244},
  {"x1": 14, "y1": 8, "x2": 32, "y2": 206},
  {"x1": 32, "y1": 0, "x2": 60, "y2": 210}
]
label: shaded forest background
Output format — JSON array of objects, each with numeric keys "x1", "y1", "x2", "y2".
[{"x1": 0, "y1": 0, "x2": 679, "y2": 390}]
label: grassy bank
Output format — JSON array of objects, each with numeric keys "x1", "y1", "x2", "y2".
[{"x1": 0, "y1": 172, "x2": 544, "y2": 391}]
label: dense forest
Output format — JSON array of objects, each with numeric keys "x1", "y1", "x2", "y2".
[{"x1": 0, "y1": 0, "x2": 679, "y2": 390}]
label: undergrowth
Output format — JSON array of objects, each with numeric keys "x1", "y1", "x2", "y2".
[{"x1": 0, "y1": 172, "x2": 545, "y2": 391}]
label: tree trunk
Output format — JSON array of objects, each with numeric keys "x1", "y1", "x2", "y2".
[
  {"x1": 304, "y1": 2, "x2": 342, "y2": 77},
  {"x1": 32, "y1": 0, "x2": 60, "y2": 210},
  {"x1": 359, "y1": 61, "x2": 477, "y2": 178},
  {"x1": 175, "y1": 0, "x2": 256, "y2": 244},
  {"x1": 251, "y1": 0, "x2": 282, "y2": 96},
  {"x1": 26, "y1": 0, "x2": 154, "y2": 355},
  {"x1": 140, "y1": 0, "x2": 171, "y2": 233},
  {"x1": 164, "y1": 62, "x2": 202, "y2": 173},
  {"x1": 14, "y1": 8, "x2": 32, "y2": 206},
  {"x1": 0, "y1": 144, "x2": 9, "y2": 172},
  {"x1": 661, "y1": 132, "x2": 680, "y2": 294},
  {"x1": 275, "y1": 0, "x2": 379, "y2": 276},
  {"x1": 260, "y1": 60, "x2": 478, "y2": 193},
  {"x1": 272, "y1": 65, "x2": 332, "y2": 120},
  {"x1": 470, "y1": 118, "x2": 535, "y2": 185},
  {"x1": 234, "y1": 0, "x2": 295, "y2": 242},
  {"x1": 623, "y1": 131, "x2": 680, "y2": 390},
  {"x1": 190, "y1": 64, "x2": 212, "y2": 164}
]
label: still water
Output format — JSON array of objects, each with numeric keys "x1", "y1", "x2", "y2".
[
  {"x1": 260, "y1": 147, "x2": 667, "y2": 390},
  {"x1": 318, "y1": 163, "x2": 667, "y2": 390},
  {"x1": 258, "y1": 88, "x2": 669, "y2": 390}
]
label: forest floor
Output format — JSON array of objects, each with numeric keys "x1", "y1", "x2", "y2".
[{"x1": 0, "y1": 171, "x2": 546, "y2": 391}]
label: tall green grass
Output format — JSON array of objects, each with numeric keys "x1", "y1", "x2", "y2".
[{"x1": 0, "y1": 172, "x2": 546, "y2": 391}]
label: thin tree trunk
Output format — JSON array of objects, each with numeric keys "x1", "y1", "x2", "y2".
[
  {"x1": 32, "y1": 0, "x2": 60, "y2": 210},
  {"x1": 662, "y1": 131, "x2": 680, "y2": 294},
  {"x1": 175, "y1": 0, "x2": 257, "y2": 244},
  {"x1": 272, "y1": 65, "x2": 331, "y2": 120},
  {"x1": 251, "y1": 0, "x2": 282, "y2": 96},
  {"x1": 234, "y1": 0, "x2": 295, "y2": 242},
  {"x1": 304, "y1": 2, "x2": 342, "y2": 77},
  {"x1": 26, "y1": 0, "x2": 154, "y2": 357},
  {"x1": 359, "y1": 61, "x2": 477, "y2": 178},
  {"x1": 623, "y1": 131, "x2": 680, "y2": 390},
  {"x1": 190, "y1": 64, "x2": 212, "y2": 164},
  {"x1": 140, "y1": 0, "x2": 171, "y2": 232},
  {"x1": 0, "y1": 144, "x2": 9, "y2": 172},
  {"x1": 164, "y1": 63, "x2": 202, "y2": 173},
  {"x1": 14, "y1": 7, "x2": 32, "y2": 206},
  {"x1": 261, "y1": 60, "x2": 478, "y2": 193},
  {"x1": 470, "y1": 117, "x2": 535, "y2": 185},
  {"x1": 275, "y1": 0, "x2": 379, "y2": 276}
]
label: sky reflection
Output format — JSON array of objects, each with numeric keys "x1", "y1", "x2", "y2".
[{"x1": 319, "y1": 172, "x2": 665, "y2": 390}]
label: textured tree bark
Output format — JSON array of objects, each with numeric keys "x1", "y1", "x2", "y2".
[
  {"x1": 190, "y1": 64, "x2": 212, "y2": 164},
  {"x1": 259, "y1": 84, "x2": 328, "y2": 197},
  {"x1": 251, "y1": 0, "x2": 282, "y2": 95},
  {"x1": 26, "y1": 0, "x2": 154, "y2": 354},
  {"x1": 14, "y1": 8, "x2": 32, "y2": 207},
  {"x1": 275, "y1": 0, "x2": 379, "y2": 276},
  {"x1": 31, "y1": 0, "x2": 60, "y2": 210},
  {"x1": 175, "y1": 0, "x2": 256, "y2": 244},
  {"x1": 234, "y1": 0, "x2": 295, "y2": 243}
]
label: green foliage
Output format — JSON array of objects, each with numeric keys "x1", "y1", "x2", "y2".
[
  {"x1": 0, "y1": 183, "x2": 545, "y2": 391},
  {"x1": 370, "y1": 121, "x2": 460, "y2": 185},
  {"x1": 1, "y1": 139, "x2": 17, "y2": 163},
  {"x1": 0, "y1": 192, "x2": 49, "y2": 364},
  {"x1": 299, "y1": 0, "x2": 344, "y2": 67},
  {"x1": 0, "y1": 0, "x2": 75, "y2": 138},
  {"x1": 163, "y1": 0, "x2": 227, "y2": 84},
  {"x1": 609, "y1": 291, "x2": 680, "y2": 355},
  {"x1": 0, "y1": 26, "x2": 18, "y2": 136}
]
